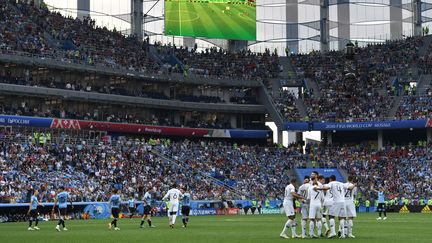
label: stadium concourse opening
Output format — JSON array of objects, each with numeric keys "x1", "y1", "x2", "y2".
[{"x1": 164, "y1": 0, "x2": 256, "y2": 40}]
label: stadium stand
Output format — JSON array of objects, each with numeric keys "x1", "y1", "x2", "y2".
[
  {"x1": 277, "y1": 37, "x2": 430, "y2": 122},
  {"x1": 0, "y1": 131, "x2": 430, "y2": 204}
]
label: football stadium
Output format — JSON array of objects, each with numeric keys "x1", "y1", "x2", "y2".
[{"x1": 0, "y1": 0, "x2": 432, "y2": 242}]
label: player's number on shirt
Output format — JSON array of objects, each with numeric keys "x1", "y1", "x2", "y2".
[
  {"x1": 345, "y1": 189, "x2": 352, "y2": 198},
  {"x1": 314, "y1": 191, "x2": 320, "y2": 199},
  {"x1": 173, "y1": 193, "x2": 178, "y2": 199},
  {"x1": 301, "y1": 190, "x2": 307, "y2": 198}
]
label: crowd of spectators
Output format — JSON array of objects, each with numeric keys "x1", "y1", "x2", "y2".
[
  {"x1": 0, "y1": 135, "x2": 302, "y2": 204},
  {"x1": 396, "y1": 95, "x2": 432, "y2": 120},
  {"x1": 0, "y1": 69, "x2": 249, "y2": 104},
  {"x1": 0, "y1": 101, "x2": 233, "y2": 129},
  {"x1": 283, "y1": 37, "x2": 425, "y2": 122},
  {"x1": 0, "y1": 0, "x2": 280, "y2": 81},
  {"x1": 272, "y1": 89, "x2": 302, "y2": 121},
  {"x1": 1, "y1": 131, "x2": 431, "y2": 205},
  {"x1": 174, "y1": 46, "x2": 281, "y2": 80}
]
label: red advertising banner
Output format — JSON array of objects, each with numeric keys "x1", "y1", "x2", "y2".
[
  {"x1": 78, "y1": 120, "x2": 210, "y2": 137},
  {"x1": 216, "y1": 208, "x2": 240, "y2": 215},
  {"x1": 427, "y1": 119, "x2": 432, "y2": 127}
]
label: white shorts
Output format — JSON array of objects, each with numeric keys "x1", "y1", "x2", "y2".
[
  {"x1": 301, "y1": 204, "x2": 309, "y2": 219},
  {"x1": 283, "y1": 201, "x2": 295, "y2": 217},
  {"x1": 323, "y1": 201, "x2": 333, "y2": 215},
  {"x1": 345, "y1": 201, "x2": 356, "y2": 218},
  {"x1": 169, "y1": 202, "x2": 179, "y2": 213},
  {"x1": 309, "y1": 204, "x2": 322, "y2": 219},
  {"x1": 329, "y1": 202, "x2": 346, "y2": 217}
]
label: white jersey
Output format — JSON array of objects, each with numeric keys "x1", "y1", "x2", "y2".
[
  {"x1": 162, "y1": 188, "x2": 182, "y2": 204},
  {"x1": 298, "y1": 183, "x2": 311, "y2": 202},
  {"x1": 344, "y1": 183, "x2": 357, "y2": 202},
  {"x1": 328, "y1": 181, "x2": 348, "y2": 203},
  {"x1": 308, "y1": 185, "x2": 323, "y2": 205},
  {"x1": 283, "y1": 184, "x2": 296, "y2": 203},
  {"x1": 323, "y1": 183, "x2": 333, "y2": 204}
]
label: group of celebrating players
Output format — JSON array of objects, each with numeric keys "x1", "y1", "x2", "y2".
[
  {"x1": 280, "y1": 172, "x2": 358, "y2": 239},
  {"x1": 27, "y1": 183, "x2": 191, "y2": 231}
]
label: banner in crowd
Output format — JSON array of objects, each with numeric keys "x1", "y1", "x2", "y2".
[
  {"x1": 83, "y1": 203, "x2": 111, "y2": 219},
  {"x1": 285, "y1": 119, "x2": 430, "y2": 131},
  {"x1": 190, "y1": 208, "x2": 217, "y2": 216},
  {"x1": 216, "y1": 208, "x2": 240, "y2": 215},
  {"x1": 0, "y1": 115, "x2": 270, "y2": 139},
  {"x1": 427, "y1": 118, "x2": 432, "y2": 127},
  {"x1": 0, "y1": 115, "x2": 52, "y2": 128},
  {"x1": 389, "y1": 205, "x2": 432, "y2": 213},
  {"x1": 261, "y1": 208, "x2": 282, "y2": 215}
]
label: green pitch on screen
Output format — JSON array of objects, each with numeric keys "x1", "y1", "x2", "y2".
[{"x1": 164, "y1": 0, "x2": 256, "y2": 41}]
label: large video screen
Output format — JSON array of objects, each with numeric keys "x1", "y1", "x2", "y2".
[{"x1": 164, "y1": 0, "x2": 256, "y2": 41}]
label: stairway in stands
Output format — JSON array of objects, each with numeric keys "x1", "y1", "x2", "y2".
[{"x1": 416, "y1": 74, "x2": 432, "y2": 96}]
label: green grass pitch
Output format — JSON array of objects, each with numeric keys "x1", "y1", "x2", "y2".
[
  {"x1": 1, "y1": 214, "x2": 431, "y2": 243},
  {"x1": 164, "y1": 0, "x2": 256, "y2": 40}
]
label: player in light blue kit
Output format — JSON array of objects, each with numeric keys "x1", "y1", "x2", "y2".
[
  {"x1": 181, "y1": 186, "x2": 191, "y2": 228},
  {"x1": 109, "y1": 189, "x2": 122, "y2": 231},
  {"x1": 373, "y1": 187, "x2": 387, "y2": 220},
  {"x1": 28, "y1": 189, "x2": 44, "y2": 231},
  {"x1": 140, "y1": 187, "x2": 155, "y2": 228},
  {"x1": 128, "y1": 195, "x2": 136, "y2": 219},
  {"x1": 52, "y1": 186, "x2": 73, "y2": 232}
]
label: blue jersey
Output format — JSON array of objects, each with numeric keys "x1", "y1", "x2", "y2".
[
  {"x1": 128, "y1": 199, "x2": 135, "y2": 208},
  {"x1": 57, "y1": 191, "x2": 69, "y2": 209},
  {"x1": 31, "y1": 195, "x2": 38, "y2": 210},
  {"x1": 378, "y1": 192, "x2": 385, "y2": 203},
  {"x1": 110, "y1": 194, "x2": 121, "y2": 208},
  {"x1": 143, "y1": 192, "x2": 152, "y2": 206},
  {"x1": 182, "y1": 193, "x2": 191, "y2": 207}
]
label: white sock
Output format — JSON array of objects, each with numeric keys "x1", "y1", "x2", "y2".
[
  {"x1": 281, "y1": 219, "x2": 292, "y2": 235},
  {"x1": 309, "y1": 221, "x2": 315, "y2": 237},
  {"x1": 348, "y1": 219, "x2": 353, "y2": 235},
  {"x1": 329, "y1": 218, "x2": 335, "y2": 235},
  {"x1": 168, "y1": 215, "x2": 173, "y2": 225},
  {"x1": 322, "y1": 218, "x2": 329, "y2": 231},
  {"x1": 340, "y1": 219, "x2": 345, "y2": 236},
  {"x1": 317, "y1": 220, "x2": 322, "y2": 236},
  {"x1": 172, "y1": 215, "x2": 177, "y2": 225},
  {"x1": 291, "y1": 220, "x2": 297, "y2": 237},
  {"x1": 301, "y1": 219, "x2": 307, "y2": 237}
]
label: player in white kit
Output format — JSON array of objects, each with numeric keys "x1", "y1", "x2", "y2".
[
  {"x1": 298, "y1": 176, "x2": 311, "y2": 238},
  {"x1": 307, "y1": 178, "x2": 323, "y2": 238},
  {"x1": 162, "y1": 183, "x2": 183, "y2": 228},
  {"x1": 280, "y1": 178, "x2": 305, "y2": 239},
  {"x1": 318, "y1": 175, "x2": 355, "y2": 238},
  {"x1": 344, "y1": 175, "x2": 357, "y2": 238},
  {"x1": 321, "y1": 177, "x2": 332, "y2": 236}
]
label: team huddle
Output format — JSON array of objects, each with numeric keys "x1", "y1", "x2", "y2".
[
  {"x1": 280, "y1": 172, "x2": 357, "y2": 239},
  {"x1": 27, "y1": 183, "x2": 191, "y2": 231}
]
